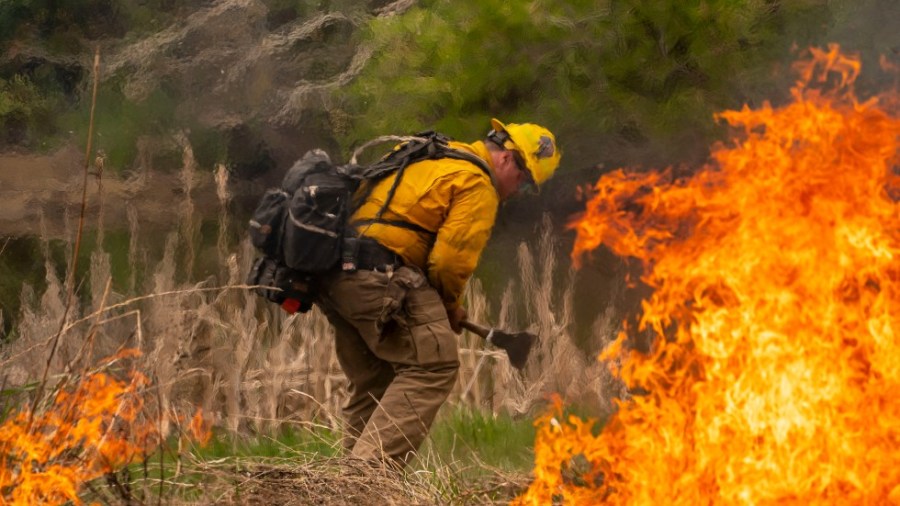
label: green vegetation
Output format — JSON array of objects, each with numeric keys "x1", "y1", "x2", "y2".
[
  {"x1": 339, "y1": 0, "x2": 836, "y2": 163},
  {"x1": 0, "y1": 0, "x2": 191, "y2": 156},
  {"x1": 1, "y1": 0, "x2": 847, "y2": 166},
  {"x1": 423, "y1": 407, "x2": 537, "y2": 472},
  {"x1": 59, "y1": 78, "x2": 181, "y2": 170},
  {"x1": 0, "y1": 0, "x2": 192, "y2": 45},
  {"x1": 199, "y1": 424, "x2": 342, "y2": 460},
  {"x1": 0, "y1": 74, "x2": 65, "y2": 149},
  {"x1": 0, "y1": 229, "x2": 138, "y2": 340},
  {"x1": 183, "y1": 407, "x2": 538, "y2": 473}
]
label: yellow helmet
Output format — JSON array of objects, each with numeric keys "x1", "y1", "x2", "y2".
[{"x1": 488, "y1": 118, "x2": 561, "y2": 186}]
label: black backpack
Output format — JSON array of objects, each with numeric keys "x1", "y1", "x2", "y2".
[{"x1": 245, "y1": 132, "x2": 491, "y2": 313}]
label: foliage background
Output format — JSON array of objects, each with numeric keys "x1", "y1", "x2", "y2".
[
  {"x1": 339, "y1": 0, "x2": 836, "y2": 167},
  {"x1": 5, "y1": 0, "x2": 894, "y2": 167}
]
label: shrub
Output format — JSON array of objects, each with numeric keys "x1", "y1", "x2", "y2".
[{"x1": 0, "y1": 74, "x2": 63, "y2": 148}]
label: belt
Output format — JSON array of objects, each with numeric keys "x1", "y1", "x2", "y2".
[{"x1": 354, "y1": 238, "x2": 403, "y2": 272}]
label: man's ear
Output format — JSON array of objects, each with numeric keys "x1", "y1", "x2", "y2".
[{"x1": 498, "y1": 149, "x2": 512, "y2": 168}]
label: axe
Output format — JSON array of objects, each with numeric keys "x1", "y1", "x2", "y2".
[{"x1": 460, "y1": 321, "x2": 537, "y2": 370}]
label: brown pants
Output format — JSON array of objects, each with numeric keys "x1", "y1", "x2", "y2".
[{"x1": 317, "y1": 266, "x2": 459, "y2": 466}]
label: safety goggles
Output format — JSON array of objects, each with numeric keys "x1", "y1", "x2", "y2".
[{"x1": 510, "y1": 149, "x2": 538, "y2": 195}]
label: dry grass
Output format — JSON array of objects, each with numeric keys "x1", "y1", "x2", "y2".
[
  {"x1": 0, "y1": 138, "x2": 629, "y2": 503},
  {"x1": 92, "y1": 453, "x2": 529, "y2": 506},
  {"x1": 152, "y1": 456, "x2": 438, "y2": 506}
]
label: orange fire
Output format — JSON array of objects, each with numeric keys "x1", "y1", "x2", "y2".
[
  {"x1": 517, "y1": 45, "x2": 900, "y2": 505},
  {"x1": 0, "y1": 350, "x2": 211, "y2": 505}
]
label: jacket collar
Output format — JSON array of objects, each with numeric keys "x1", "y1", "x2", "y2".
[{"x1": 448, "y1": 140, "x2": 498, "y2": 191}]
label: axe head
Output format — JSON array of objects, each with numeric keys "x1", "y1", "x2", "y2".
[{"x1": 489, "y1": 329, "x2": 537, "y2": 370}]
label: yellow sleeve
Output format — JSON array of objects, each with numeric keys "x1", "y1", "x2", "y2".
[{"x1": 426, "y1": 174, "x2": 499, "y2": 309}]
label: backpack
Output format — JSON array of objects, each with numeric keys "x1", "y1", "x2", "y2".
[{"x1": 245, "y1": 132, "x2": 491, "y2": 313}]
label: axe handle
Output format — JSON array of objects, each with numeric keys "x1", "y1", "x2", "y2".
[{"x1": 460, "y1": 320, "x2": 491, "y2": 339}]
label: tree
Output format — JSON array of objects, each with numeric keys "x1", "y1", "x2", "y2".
[{"x1": 336, "y1": 0, "x2": 835, "y2": 167}]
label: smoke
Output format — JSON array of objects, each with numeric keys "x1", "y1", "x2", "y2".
[{"x1": 826, "y1": 0, "x2": 900, "y2": 92}]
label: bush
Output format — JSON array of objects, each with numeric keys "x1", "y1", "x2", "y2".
[{"x1": 0, "y1": 74, "x2": 63, "y2": 148}]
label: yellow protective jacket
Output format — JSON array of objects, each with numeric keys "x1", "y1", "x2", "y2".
[{"x1": 349, "y1": 141, "x2": 499, "y2": 310}]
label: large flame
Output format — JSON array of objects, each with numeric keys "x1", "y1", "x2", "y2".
[
  {"x1": 0, "y1": 350, "x2": 211, "y2": 505},
  {"x1": 517, "y1": 45, "x2": 900, "y2": 505}
]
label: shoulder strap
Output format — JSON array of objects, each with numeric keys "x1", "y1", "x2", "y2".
[
  {"x1": 438, "y1": 148, "x2": 491, "y2": 178},
  {"x1": 352, "y1": 132, "x2": 493, "y2": 237},
  {"x1": 355, "y1": 132, "x2": 491, "y2": 180}
]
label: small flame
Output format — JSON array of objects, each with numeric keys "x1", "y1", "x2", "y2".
[
  {"x1": 189, "y1": 411, "x2": 212, "y2": 447},
  {"x1": 0, "y1": 350, "x2": 212, "y2": 505},
  {"x1": 517, "y1": 45, "x2": 900, "y2": 505}
]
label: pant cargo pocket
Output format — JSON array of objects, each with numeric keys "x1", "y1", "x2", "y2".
[
  {"x1": 378, "y1": 266, "x2": 427, "y2": 329},
  {"x1": 408, "y1": 321, "x2": 458, "y2": 365},
  {"x1": 402, "y1": 283, "x2": 458, "y2": 366}
]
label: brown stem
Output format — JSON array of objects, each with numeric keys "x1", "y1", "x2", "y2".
[{"x1": 28, "y1": 46, "x2": 101, "y2": 426}]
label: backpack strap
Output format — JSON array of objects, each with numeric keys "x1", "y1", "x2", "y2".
[
  {"x1": 351, "y1": 132, "x2": 494, "y2": 238},
  {"x1": 438, "y1": 148, "x2": 492, "y2": 179},
  {"x1": 352, "y1": 218, "x2": 435, "y2": 236}
]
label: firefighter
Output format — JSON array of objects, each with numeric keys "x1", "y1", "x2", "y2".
[{"x1": 316, "y1": 118, "x2": 561, "y2": 468}]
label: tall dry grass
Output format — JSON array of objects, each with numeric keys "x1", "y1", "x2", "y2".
[{"x1": 1, "y1": 137, "x2": 628, "y2": 455}]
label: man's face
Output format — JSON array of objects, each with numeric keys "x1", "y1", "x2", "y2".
[{"x1": 493, "y1": 149, "x2": 535, "y2": 201}]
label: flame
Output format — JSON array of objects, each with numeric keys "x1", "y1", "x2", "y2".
[
  {"x1": 189, "y1": 410, "x2": 212, "y2": 447},
  {"x1": 0, "y1": 350, "x2": 212, "y2": 505},
  {"x1": 517, "y1": 45, "x2": 900, "y2": 505}
]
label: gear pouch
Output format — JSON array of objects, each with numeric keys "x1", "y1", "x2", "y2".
[{"x1": 378, "y1": 266, "x2": 426, "y2": 327}]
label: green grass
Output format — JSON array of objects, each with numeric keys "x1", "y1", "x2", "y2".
[
  {"x1": 419, "y1": 406, "x2": 537, "y2": 473},
  {"x1": 139, "y1": 406, "x2": 539, "y2": 487},
  {"x1": 197, "y1": 423, "x2": 342, "y2": 460},
  {"x1": 161, "y1": 403, "x2": 604, "y2": 471},
  {"x1": 173, "y1": 407, "x2": 536, "y2": 470}
]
